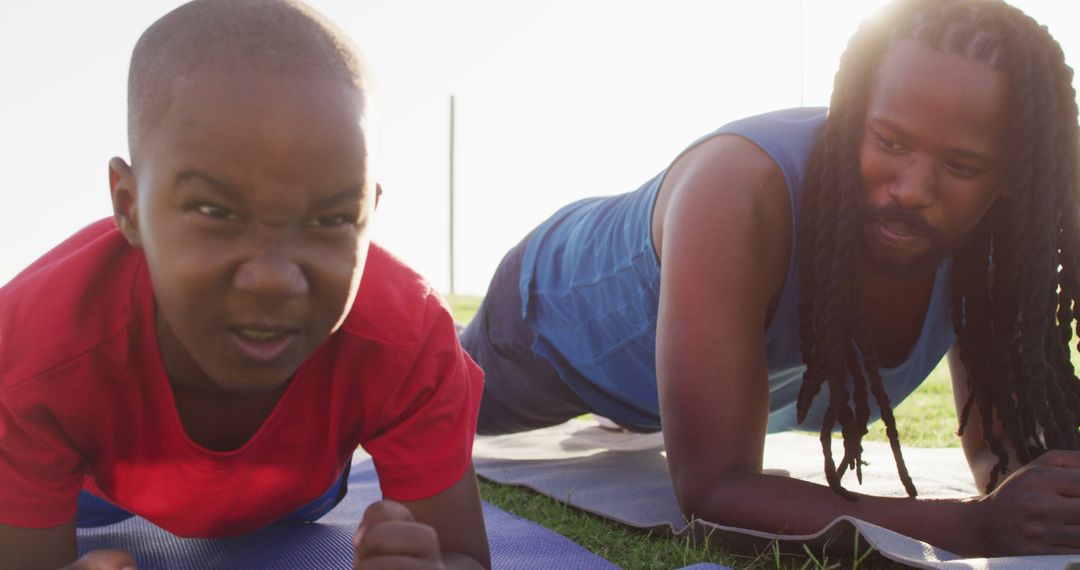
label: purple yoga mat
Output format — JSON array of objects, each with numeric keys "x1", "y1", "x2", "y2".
[{"x1": 77, "y1": 457, "x2": 622, "y2": 570}]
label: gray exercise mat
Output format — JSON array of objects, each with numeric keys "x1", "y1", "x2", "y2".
[{"x1": 473, "y1": 419, "x2": 1080, "y2": 569}]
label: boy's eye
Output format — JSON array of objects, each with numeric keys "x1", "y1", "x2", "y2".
[
  {"x1": 304, "y1": 214, "x2": 353, "y2": 228},
  {"x1": 196, "y1": 204, "x2": 240, "y2": 221},
  {"x1": 873, "y1": 132, "x2": 906, "y2": 153}
]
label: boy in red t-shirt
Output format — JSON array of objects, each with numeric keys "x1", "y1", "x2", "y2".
[{"x1": 0, "y1": 1, "x2": 488, "y2": 569}]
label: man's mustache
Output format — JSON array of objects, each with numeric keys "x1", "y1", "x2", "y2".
[{"x1": 864, "y1": 206, "x2": 941, "y2": 241}]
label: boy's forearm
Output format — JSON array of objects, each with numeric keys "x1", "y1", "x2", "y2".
[{"x1": 0, "y1": 521, "x2": 78, "y2": 570}]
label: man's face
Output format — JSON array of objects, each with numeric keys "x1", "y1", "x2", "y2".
[
  {"x1": 112, "y1": 71, "x2": 374, "y2": 395},
  {"x1": 858, "y1": 39, "x2": 1008, "y2": 277}
]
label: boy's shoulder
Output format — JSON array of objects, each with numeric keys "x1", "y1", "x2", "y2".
[
  {"x1": 0, "y1": 218, "x2": 143, "y2": 389},
  {"x1": 338, "y1": 243, "x2": 454, "y2": 353}
]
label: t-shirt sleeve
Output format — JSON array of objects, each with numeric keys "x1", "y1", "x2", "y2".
[
  {"x1": 362, "y1": 295, "x2": 483, "y2": 502},
  {"x1": 0, "y1": 387, "x2": 84, "y2": 527}
]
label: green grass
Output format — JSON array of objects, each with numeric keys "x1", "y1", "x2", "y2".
[
  {"x1": 449, "y1": 294, "x2": 933, "y2": 569},
  {"x1": 864, "y1": 361, "x2": 958, "y2": 448},
  {"x1": 445, "y1": 294, "x2": 482, "y2": 325}
]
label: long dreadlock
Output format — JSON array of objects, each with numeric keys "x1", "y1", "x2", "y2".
[{"x1": 796, "y1": 0, "x2": 1080, "y2": 499}]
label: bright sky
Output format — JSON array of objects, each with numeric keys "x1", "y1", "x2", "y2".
[{"x1": 1, "y1": 1, "x2": 1077, "y2": 294}]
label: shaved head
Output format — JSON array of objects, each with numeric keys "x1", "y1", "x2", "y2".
[{"x1": 128, "y1": 0, "x2": 373, "y2": 156}]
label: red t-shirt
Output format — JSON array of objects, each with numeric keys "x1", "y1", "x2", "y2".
[{"x1": 0, "y1": 219, "x2": 482, "y2": 537}]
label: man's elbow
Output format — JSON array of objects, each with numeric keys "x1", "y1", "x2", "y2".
[{"x1": 671, "y1": 468, "x2": 746, "y2": 525}]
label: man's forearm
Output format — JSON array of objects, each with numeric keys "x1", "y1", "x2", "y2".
[{"x1": 691, "y1": 470, "x2": 982, "y2": 556}]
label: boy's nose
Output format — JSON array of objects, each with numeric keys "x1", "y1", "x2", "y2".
[
  {"x1": 233, "y1": 249, "x2": 309, "y2": 300},
  {"x1": 887, "y1": 157, "x2": 936, "y2": 209}
]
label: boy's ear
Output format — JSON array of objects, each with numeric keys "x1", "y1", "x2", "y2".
[
  {"x1": 375, "y1": 183, "x2": 383, "y2": 210},
  {"x1": 109, "y1": 157, "x2": 142, "y2": 249}
]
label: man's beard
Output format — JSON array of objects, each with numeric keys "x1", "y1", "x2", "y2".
[{"x1": 857, "y1": 205, "x2": 955, "y2": 277}]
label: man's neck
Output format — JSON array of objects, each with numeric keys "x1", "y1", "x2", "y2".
[{"x1": 858, "y1": 261, "x2": 938, "y2": 368}]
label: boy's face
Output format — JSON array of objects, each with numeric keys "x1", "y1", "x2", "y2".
[{"x1": 111, "y1": 71, "x2": 375, "y2": 395}]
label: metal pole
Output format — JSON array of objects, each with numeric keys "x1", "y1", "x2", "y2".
[
  {"x1": 799, "y1": 0, "x2": 805, "y2": 106},
  {"x1": 449, "y1": 95, "x2": 456, "y2": 295}
]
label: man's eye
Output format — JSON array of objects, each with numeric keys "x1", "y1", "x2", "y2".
[
  {"x1": 196, "y1": 204, "x2": 240, "y2": 220},
  {"x1": 945, "y1": 160, "x2": 981, "y2": 178},
  {"x1": 873, "y1": 132, "x2": 905, "y2": 152}
]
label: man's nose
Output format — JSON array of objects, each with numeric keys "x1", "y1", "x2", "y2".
[
  {"x1": 887, "y1": 156, "x2": 937, "y2": 209},
  {"x1": 234, "y1": 248, "x2": 309, "y2": 301}
]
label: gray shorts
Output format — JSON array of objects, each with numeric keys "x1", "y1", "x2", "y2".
[{"x1": 459, "y1": 235, "x2": 592, "y2": 435}]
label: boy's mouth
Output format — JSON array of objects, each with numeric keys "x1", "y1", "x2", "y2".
[
  {"x1": 238, "y1": 329, "x2": 287, "y2": 341},
  {"x1": 229, "y1": 326, "x2": 298, "y2": 364}
]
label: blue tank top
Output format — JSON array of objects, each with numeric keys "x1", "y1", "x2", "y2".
[{"x1": 519, "y1": 108, "x2": 956, "y2": 432}]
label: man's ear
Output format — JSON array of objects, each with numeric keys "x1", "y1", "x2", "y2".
[
  {"x1": 374, "y1": 183, "x2": 383, "y2": 211},
  {"x1": 109, "y1": 157, "x2": 142, "y2": 248}
]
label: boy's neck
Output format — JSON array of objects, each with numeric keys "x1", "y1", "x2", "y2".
[
  {"x1": 153, "y1": 305, "x2": 293, "y2": 451},
  {"x1": 169, "y1": 377, "x2": 291, "y2": 452}
]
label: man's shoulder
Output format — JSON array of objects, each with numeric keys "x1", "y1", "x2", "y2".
[
  {"x1": 337, "y1": 243, "x2": 451, "y2": 353},
  {"x1": 0, "y1": 218, "x2": 143, "y2": 388},
  {"x1": 718, "y1": 107, "x2": 828, "y2": 141},
  {"x1": 711, "y1": 107, "x2": 826, "y2": 193}
]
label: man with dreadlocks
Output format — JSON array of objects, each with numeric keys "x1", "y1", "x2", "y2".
[{"x1": 460, "y1": 0, "x2": 1080, "y2": 556}]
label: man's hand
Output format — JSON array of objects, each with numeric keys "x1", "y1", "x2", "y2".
[
  {"x1": 61, "y1": 549, "x2": 136, "y2": 570},
  {"x1": 972, "y1": 450, "x2": 1080, "y2": 556},
  {"x1": 353, "y1": 500, "x2": 444, "y2": 569}
]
